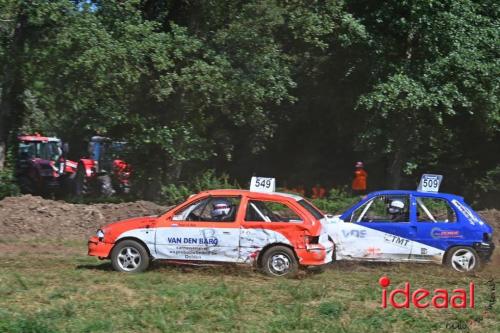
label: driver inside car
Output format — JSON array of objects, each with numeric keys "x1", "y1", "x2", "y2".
[
  {"x1": 387, "y1": 199, "x2": 408, "y2": 222},
  {"x1": 210, "y1": 199, "x2": 234, "y2": 222}
]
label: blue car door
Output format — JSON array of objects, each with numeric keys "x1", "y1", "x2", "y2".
[
  {"x1": 352, "y1": 194, "x2": 415, "y2": 261},
  {"x1": 410, "y1": 195, "x2": 463, "y2": 261}
]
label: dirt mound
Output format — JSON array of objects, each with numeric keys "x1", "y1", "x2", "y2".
[
  {"x1": 479, "y1": 209, "x2": 500, "y2": 230},
  {"x1": 0, "y1": 195, "x2": 169, "y2": 240}
]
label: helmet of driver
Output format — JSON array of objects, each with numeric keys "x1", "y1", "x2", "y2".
[
  {"x1": 211, "y1": 199, "x2": 231, "y2": 219},
  {"x1": 388, "y1": 199, "x2": 405, "y2": 214}
]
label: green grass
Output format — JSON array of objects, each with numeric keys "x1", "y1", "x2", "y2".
[{"x1": 0, "y1": 240, "x2": 498, "y2": 333}]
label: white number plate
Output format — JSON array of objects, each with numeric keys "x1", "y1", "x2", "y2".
[
  {"x1": 418, "y1": 174, "x2": 443, "y2": 193},
  {"x1": 250, "y1": 177, "x2": 275, "y2": 193}
]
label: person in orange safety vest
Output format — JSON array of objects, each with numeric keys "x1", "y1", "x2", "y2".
[
  {"x1": 311, "y1": 184, "x2": 326, "y2": 199},
  {"x1": 352, "y1": 161, "x2": 368, "y2": 195}
]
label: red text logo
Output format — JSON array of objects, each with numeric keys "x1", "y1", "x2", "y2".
[{"x1": 379, "y1": 276, "x2": 474, "y2": 309}]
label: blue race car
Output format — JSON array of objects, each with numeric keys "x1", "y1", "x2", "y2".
[{"x1": 324, "y1": 190, "x2": 494, "y2": 272}]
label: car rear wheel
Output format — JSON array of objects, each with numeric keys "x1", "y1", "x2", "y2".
[
  {"x1": 111, "y1": 240, "x2": 150, "y2": 273},
  {"x1": 445, "y1": 247, "x2": 481, "y2": 273},
  {"x1": 260, "y1": 246, "x2": 298, "y2": 277}
]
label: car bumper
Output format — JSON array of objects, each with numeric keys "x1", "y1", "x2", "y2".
[
  {"x1": 473, "y1": 241, "x2": 495, "y2": 262},
  {"x1": 88, "y1": 236, "x2": 114, "y2": 258},
  {"x1": 297, "y1": 241, "x2": 334, "y2": 265}
]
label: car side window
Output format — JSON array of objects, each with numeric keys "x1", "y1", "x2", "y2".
[
  {"x1": 416, "y1": 197, "x2": 456, "y2": 223},
  {"x1": 245, "y1": 200, "x2": 302, "y2": 222},
  {"x1": 351, "y1": 195, "x2": 410, "y2": 223},
  {"x1": 173, "y1": 197, "x2": 240, "y2": 222}
]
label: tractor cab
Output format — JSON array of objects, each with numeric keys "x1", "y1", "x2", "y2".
[
  {"x1": 16, "y1": 134, "x2": 72, "y2": 195},
  {"x1": 18, "y1": 134, "x2": 62, "y2": 164},
  {"x1": 88, "y1": 136, "x2": 127, "y2": 174}
]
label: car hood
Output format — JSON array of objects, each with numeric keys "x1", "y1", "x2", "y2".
[{"x1": 101, "y1": 216, "x2": 157, "y2": 241}]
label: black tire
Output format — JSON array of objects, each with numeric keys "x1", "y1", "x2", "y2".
[
  {"x1": 445, "y1": 246, "x2": 481, "y2": 273},
  {"x1": 59, "y1": 172, "x2": 76, "y2": 198},
  {"x1": 98, "y1": 174, "x2": 115, "y2": 197},
  {"x1": 74, "y1": 165, "x2": 90, "y2": 196},
  {"x1": 260, "y1": 245, "x2": 298, "y2": 277},
  {"x1": 111, "y1": 240, "x2": 150, "y2": 273},
  {"x1": 18, "y1": 176, "x2": 36, "y2": 194}
]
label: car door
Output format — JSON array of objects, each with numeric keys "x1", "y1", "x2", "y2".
[
  {"x1": 155, "y1": 196, "x2": 242, "y2": 262},
  {"x1": 239, "y1": 198, "x2": 304, "y2": 263},
  {"x1": 339, "y1": 194, "x2": 415, "y2": 261},
  {"x1": 409, "y1": 195, "x2": 460, "y2": 262}
]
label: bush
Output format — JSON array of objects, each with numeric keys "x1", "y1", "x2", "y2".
[
  {"x1": 160, "y1": 170, "x2": 239, "y2": 205},
  {"x1": 311, "y1": 187, "x2": 360, "y2": 214},
  {"x1": 0, "y1": 167, "x2": 19, "y2": 200}
]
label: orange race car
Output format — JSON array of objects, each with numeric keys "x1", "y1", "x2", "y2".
[{"x1": 88, "y1": 189, "x2": 334, "y2": 276}]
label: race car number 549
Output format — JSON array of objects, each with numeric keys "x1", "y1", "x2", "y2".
[{"x1": 250, "y1": 177, "x2": 275, "y2": 193}]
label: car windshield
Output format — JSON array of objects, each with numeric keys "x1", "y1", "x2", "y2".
[{"x1": 19, "y1": 141, "x2": 61, "y2": 162}]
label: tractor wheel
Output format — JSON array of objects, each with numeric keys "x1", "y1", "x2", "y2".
[
  {"x1": 74, "y1": 166, "x2": 90, "y2": 196},
  {"x1": 98, "y1": 174, "x2": 115, "y2": 197},
  {"x1": 18, "y1": 176, "x2": 36, "y2": 194}
]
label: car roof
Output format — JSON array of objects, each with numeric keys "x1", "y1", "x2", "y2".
[
  {"x1": 196, "y1": 189, "x2": 304, "y2": 201},
  {"x1": 366, "y1": 190, "x2": 464, "y2": 201}
]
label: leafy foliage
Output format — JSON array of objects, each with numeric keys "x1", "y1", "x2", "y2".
[
  {"x1": 0, "y1": 0, "x2": 498, "y2": 205},
  {"x1": 0, "y1": 150, "x2": 19, "y2": 199},
  {"x1": 311, "y1": 188, "x2": 360, "y2": 215},
  {"x1": 160, "y1": 170, "x2": 238, "y2": 205}
]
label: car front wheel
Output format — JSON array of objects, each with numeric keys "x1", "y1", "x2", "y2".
[
  {"x1": 111, "y1": 240, "x2": 150, "y2": 273},
  {"x1": 260, "y1": 246, "x2": 298, "y2": 277},
  {"x1": 446, "y1": 247, "x2": 481, "y2": 273}
]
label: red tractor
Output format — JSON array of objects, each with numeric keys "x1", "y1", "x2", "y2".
[
  {"x1": 74, "y1": 136, "x2": 131, "y2": 197},
  {"x1": 16, "y1": 133, "x2": 77, "y2": 196}
]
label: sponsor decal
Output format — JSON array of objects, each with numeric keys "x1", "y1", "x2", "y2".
[
  {"x1": 452, "y1": 199, "x2": 484, "y2": 225},
  {"x1": 165, "y1": 229, "x2": 221, "y2": 259},
  {"x1": 167, "y1": 237, "x2": 218, "y2": 246},
  {"x1": 431, "y1": 228, "x2": 462, "y2": 239},
  {"x1": 379, "y1": 276, "x2": 474, "y2": 309},
  {"x1": 421, "y1": 248, "x2": 428, "y2": 255},
  {"x1": 365, "y1": 247, "x2": 381, "y2": 256},
  {"x1": 342, "y1": 229, "x2": 367, "y2": 238},
  {"x1": 383, "y1": 233, "x2": 410, "y2": 248}
]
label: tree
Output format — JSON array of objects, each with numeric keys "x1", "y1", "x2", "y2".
[{"x1": 353, "y1": 0, "x2": 499, "y2": 189}]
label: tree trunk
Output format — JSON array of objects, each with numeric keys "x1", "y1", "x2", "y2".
[
  {"x1": 387, "y1": 147, "x2": 404, "y2": 189},
  {"x1": 0, "y1": 5, "x2": 27, "y2": 171}
]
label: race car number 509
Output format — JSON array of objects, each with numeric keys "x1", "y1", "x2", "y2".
[{"x1": 418, "y1": 174, "x2": 443, "y2": 193}]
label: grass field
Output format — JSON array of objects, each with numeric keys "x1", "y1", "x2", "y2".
[{"x1": 0, "y1": 239, "x2": 497, "y2": 333}]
